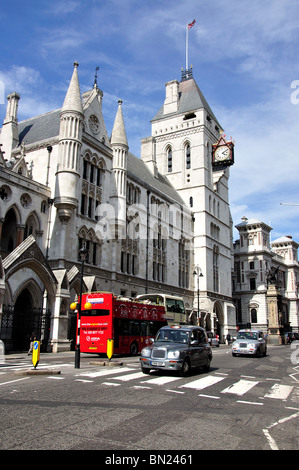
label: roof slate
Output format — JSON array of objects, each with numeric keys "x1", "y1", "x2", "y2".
[
  {"x1": 18, "y1": 109, "x2": 61, "y2": 145},
  {"x1": 152, "y1": 77, "x2": 221, "y2": 128}
]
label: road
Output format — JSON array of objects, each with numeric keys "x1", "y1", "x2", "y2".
[{"x1": 0, "y1": 343, "x2": 298, "y2": 454}]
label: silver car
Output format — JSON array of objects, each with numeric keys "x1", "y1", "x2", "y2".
[
  {"x1": 207, "y1": 332, "x2": 220, "y2": 347},
  {"x1": 232, "y1": 329, "x2": 267, "y2": 357},
  {"x1": 140, "y1": 325, "x2": 212, "y2": 376}
]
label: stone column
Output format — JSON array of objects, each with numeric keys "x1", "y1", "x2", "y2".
[{"x1": 266, "y1": 284, "x2": 283, "y2": 344}]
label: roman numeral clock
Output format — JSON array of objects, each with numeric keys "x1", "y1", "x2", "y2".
[{"x1": 212, "y1": 135, "x2": 235, "y2": 169}]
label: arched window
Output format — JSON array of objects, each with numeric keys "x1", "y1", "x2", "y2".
[
  {"x1": 185, "y1": 143, "x2": 191, "y2": 169},
  {"x1": 167, "y1": 146, "x2": 172, "y2": 172},
  {"x1": 78, "y1": 227, "x2": 102, "y2": 266},
  {"x1": 251, "y1": 308, "x2": 257, "y2": 324},
  {"x1": 213, "y1": 245, "x2": 219, "y2": 292}
]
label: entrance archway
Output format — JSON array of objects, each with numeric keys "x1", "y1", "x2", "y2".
[{"x1": 13, "y1": 289, "x2": 34, "y2": 351}]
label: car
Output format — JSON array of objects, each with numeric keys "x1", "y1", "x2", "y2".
[
  {"x1": 284, "y1": 332, "x2": 299, "y2": 344},
  {"x1": 207, "y1": 332, "x2": 220, "y2": 347},
  {"x1": 231, "y1": 329, "x2": 267, "y2": 357},
  {"x1": 140, "y1": 325, "x2": 212, "y2": 376}
]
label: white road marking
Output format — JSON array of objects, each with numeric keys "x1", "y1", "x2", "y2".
[
  {"x1": 221, "y1": 379, "x2": 259, "y2": 396},
  {"x1": 180, "y1": 375, "x2": 226, "y2": 390},
  {"x1": 110, "y1": 372, "x2": 145, "y2": 381},
  {"x1": 264, "y1": 384, "x2": 294, "y2": 400},
  {"x1": 237, "y1": 400, "x2": 263, "y2": 406},
  {"x1": 198, "y1": 394, "x2": 220, "y2": 399},
  {"x1": 141, "y1": 375, "x2": 183, "y2": 385},
  {"x1": 102, "y1": 382, "x2": 121, "y2": 386},
  {"x1": 77, "y1": 367, "x2": 133, "y2": 378},
  {"x1": 263, "y1": 411, "x2": 299, "y2": 450},
  {"x1": 0, "y1": 377, "x2": 30, "y2": 386}
]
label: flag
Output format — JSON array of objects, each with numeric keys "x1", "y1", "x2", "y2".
[{"x1": 188, "y1": 19, "x2": 196, "y2": 29}]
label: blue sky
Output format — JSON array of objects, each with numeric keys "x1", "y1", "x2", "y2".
[{"x1": 1, "y1": 0, "x2": 299, "y2": 242}]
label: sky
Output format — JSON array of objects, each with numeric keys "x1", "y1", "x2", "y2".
[{"x1": 0, "y1": 0, "x2": 299, "y2": 242}]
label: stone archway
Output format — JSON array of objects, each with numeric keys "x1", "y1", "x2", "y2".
[
  {"x1": 12, "y1": 289, "x2": 40, "y2": 351},
  {"x1": 1, "y1": 236, "x2": 57, "y2": 351},
  {"x1": 13, "y1": 289, "x2": 34, "y2": 351}
]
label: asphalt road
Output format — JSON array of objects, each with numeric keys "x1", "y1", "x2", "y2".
[{"x1": 0, "y1": 343, "x2": 298, "y2": 455}]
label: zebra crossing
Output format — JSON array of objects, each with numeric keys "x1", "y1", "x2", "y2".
[
  {"x1": 75, "y1": 366, "x2": 297, "y2": 405},
  {"x1": 0, "y1": 361, "x2": 297, "y2": 406}
]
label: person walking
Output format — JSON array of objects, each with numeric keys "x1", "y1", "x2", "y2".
[{"x1": 28, "y1": 332, "x2": 37, "y2": 355}]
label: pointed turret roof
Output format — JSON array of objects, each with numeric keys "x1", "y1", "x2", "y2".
[
  {"x1": 61, "y1": 62, "x2": 83, "y2": 115},
  {"x1": 111, "y1": 100, "x2": 128, "y2": 148}
]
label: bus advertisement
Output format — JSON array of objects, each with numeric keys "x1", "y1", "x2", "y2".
[
  {"x1": 136, "y1": 293, "x2": 186, "y2": 325},
  {"x1": 76, "y1": 292, "x2": 167, "y2": 356}
]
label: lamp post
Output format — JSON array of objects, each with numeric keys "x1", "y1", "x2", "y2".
[
  {"x1": 74, "y1": 244, "x2": 89, "y2": 369},
  {"x1": 193, "y1": 266, "x2": 203, "y2": 326}
]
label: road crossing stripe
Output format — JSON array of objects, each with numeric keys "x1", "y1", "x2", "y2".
[
  {"x1": 102, "y1": 382, "x2": 121, "y2": 386},
  {"x1": 141, "y1": 375, "x2": 183, "y2": 385},
  {"x1": 264, "y1": 384, "x2": 294, "y2": 400},
  {"x1": 198, "y1": 394, "x2": 220, "y2": 399},
  {"x1": 77, "y1": 367, "x2": 133, "y2": 378},
  {"x1": 110, "y1": 372, "x2": 145, "y2": 381},
  {"x1": 237, "y1": 400, "x2": 263, "y2": 406},
  {"x1": 221, "y1": 379, "x2": 259, "y2": 396},
  {"x1": 180, "y1": 375, "x2": 226, "y2": 390}
]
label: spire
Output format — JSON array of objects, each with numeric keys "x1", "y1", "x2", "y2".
[
  {"x1": 111, "y1": 100, "x2": 128, "y2": 148},
  {"x1": 61, "y1": 62, "x2": 83, "y2": 114}
]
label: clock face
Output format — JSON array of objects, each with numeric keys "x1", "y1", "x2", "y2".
[{"x1": 214, "y1": 145, "x2": 230, "y2": 162}]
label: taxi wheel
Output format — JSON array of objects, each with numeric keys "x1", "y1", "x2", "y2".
[
  {"x1": 180, "y1": 359, "x2": 190, "y2": 377},
  {"x1": 203, "y1": 358, "x2": 210, "y2": 372}
]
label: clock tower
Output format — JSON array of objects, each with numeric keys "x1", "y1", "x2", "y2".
[{"x1": 141, "y1": 68, "x2": 235, "y2": 338}]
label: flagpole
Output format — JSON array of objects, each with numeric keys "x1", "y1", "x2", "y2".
[{"x1": 186, "y1": 23, "x2": 188, "y2": 70}]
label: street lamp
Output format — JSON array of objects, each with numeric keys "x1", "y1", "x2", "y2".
[
  {"x1": 74, "y1": 244, "x2": 89, "y2": 369},
  {"x1": 193, "y1": 266, "x2": 203, "y2": 326}
]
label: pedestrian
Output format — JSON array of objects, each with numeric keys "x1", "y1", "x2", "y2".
[
  {"x1": 226, "y1": 333, "x2": 231, "y2": 345},
  {"x1": 28, "y1": 332, "x2": 37, "y2": 355}
]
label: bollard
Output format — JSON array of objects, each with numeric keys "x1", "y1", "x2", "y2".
[{"x1": 107, "y1": 339, "x2": 114, "y2": 361}]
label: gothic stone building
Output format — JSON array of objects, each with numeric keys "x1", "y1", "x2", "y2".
[{"x1": 0, "y1": 62, "x2": 239, "y2": 352}]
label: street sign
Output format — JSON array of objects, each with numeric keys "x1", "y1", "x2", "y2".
[{"x1": 32, "y1": 341, "x2": 40, "y2": 369}]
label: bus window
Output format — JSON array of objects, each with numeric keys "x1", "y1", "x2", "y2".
[
  {"x1": 166, "y1": 299, "x2": 185, "y2": 314},
  {"x1": 81, "y1": 309, "x2": 110, "y2": 316},
  {"x1": 129, "y1": 321, "x2": 141, "y2": 336}
]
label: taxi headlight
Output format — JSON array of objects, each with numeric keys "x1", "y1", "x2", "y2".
[
  {"x1": 168, "y1": 350, "x2": 180, "y2": 359},
  {"x1": 141, "y1": 347, "x2": 151, "y2": 357}
]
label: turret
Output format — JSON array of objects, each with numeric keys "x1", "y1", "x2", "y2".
[
  {"x1": 54, "y1": 62, "x2": 84, "y2": 222},
  {"x1": 0, "y1": 92, "x2": 20, "y2": 159},
  {"x1": 110, "y1": 100, "x2": 128, "y2": 238},
  {"x1": 53, "y1": 62, "x2": 84, "y2": 266}
]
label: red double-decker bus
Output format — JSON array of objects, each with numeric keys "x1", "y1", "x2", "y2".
[{"x1": 76, "y1": 292, "x2": 167, "y2": 356}]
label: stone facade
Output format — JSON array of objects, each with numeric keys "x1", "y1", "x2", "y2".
[
  {"x1": 0, "y1": 63, "x2": 238, "y2": 352},
  {"x1": 233, "y1": 217, "x2": 299, "y2": 339}
]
